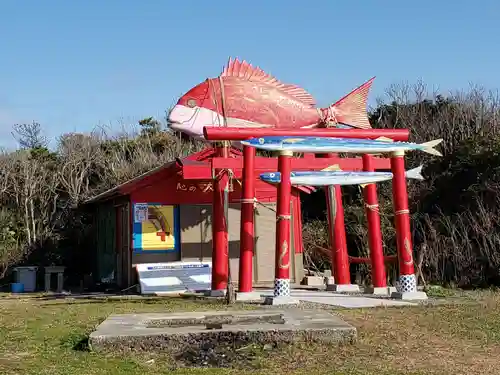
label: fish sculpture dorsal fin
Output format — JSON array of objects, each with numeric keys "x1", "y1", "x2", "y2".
[
  {"x1": 322, "y1": 164, "x2": 342, "y2": 172},
  {"x1": 220, "y1": 57, "x2": 316, "y2": 107}
]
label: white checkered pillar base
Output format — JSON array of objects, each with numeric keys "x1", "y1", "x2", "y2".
[
  {"x1": 274, "y1": 278, "x2": 291, "y2": 297},
  {"x1": 398, "y1": 274, "x2": 417, "y2": 293}
]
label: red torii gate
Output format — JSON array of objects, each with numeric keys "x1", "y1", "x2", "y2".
[{"x1": 203, "y1": 126, "x2": 419, "y2": 300}]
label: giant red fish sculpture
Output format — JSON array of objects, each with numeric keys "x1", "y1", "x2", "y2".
[{"x1": 168, "y1": 57, "x2": 374, "y2": 139}]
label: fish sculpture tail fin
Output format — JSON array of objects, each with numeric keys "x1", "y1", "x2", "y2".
[
  {"x1": 405, "y1": 165, "x2": 425, "y2": 180},
  {"x1": 322, "y1": 77, "x2": 375, "y2": 129},
  {"x1": 420, "y1": 139, "x2": 443, "y2": 156}
]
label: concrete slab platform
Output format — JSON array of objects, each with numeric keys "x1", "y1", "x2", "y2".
[
  {"x1": 199, "y1": 287, "x2": 420, "y2": 309},
  {"x1": 89, "y1": 309, "x2": 357, "y2": 354},
  {"x1": 287, "y1": 289, "x2": 417, "y2": 308},
  {"x1": 234, "y1": 291, "x2": 262, "y2": 302},
  {"x1": 365, "y1": 286, "x2": 398, "y2": 296},
  {"x1": 325, "y1": 284, "x2": 360, "y2": 293},
  {"x1": 262, "y1": 295, "x2": 300, "y2": 306},
  {"x1": 205, "y1": 289, "x2": 225, "y2": 297},
  {"x1": 324, "y1": 276, "x2": 335, "y2": 286},
  {"x1": 303, "y1": 276, "x2": 325, "y2": 286},
  {"x1": 391, "y1": 291, "x2": 428, "y2": 300}
]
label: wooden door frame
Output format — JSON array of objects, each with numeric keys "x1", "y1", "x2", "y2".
[
  {"x1": 123, "y1": 202, "x2": 132, "y2": 287},
  {"x1": 115, "y1": 204, "x2": 123, "y2": 287},
  {"x1": 114, "y1": 201, "x2": 132, "y2": 289}
]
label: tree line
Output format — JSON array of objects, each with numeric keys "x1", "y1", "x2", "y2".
[
  {"x1": 0, "y1": 118, "x2": 204, "y2": 282},
  {"x1": 303, "y1": 82, "x2": 500, "y2": 288},
  {"x1": 1, "y1": 82, "x2": 500, "y2": 289}
]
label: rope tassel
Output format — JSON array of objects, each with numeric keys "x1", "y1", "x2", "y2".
[
  {"x1": 365, "y1": 203, "x2": 380, "y2": 212},
  {"x1": 277, "y1": 214, "x2": 292, "y2": 221},
  {"x1": 395, "y1": 209, "x2": 410, "y2": 215}
]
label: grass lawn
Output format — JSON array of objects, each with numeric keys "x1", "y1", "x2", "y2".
[{"x1": 1, "y1": 290, "x2": 500, "y2": 375}]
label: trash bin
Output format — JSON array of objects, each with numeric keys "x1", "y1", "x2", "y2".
[
  {"x1": 13, "y1": 266, "x2": 38, "y2": 292},
  {"x1": 11, "y1": 282, "x2": 24, "y2": 293}
]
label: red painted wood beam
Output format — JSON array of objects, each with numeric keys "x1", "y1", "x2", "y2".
[
  {"x1": 211, "y1": 156, "x2": 391, "y2": 171},
  {"x1": 181, "y1": 157, "x2": 392, "y2": 179},
  {"x1": 203, "y1": 127, "x2": 410, "y2": 141}
]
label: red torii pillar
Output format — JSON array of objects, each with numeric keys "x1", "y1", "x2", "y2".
[
  {"x1": 390, "y1": 150, "x2": 427, "y2": 300},
  {"x1": 316, "y1": 153, "x2": 359, "y2": 293},
  {"x1": 362, "y1": 154, "x2": 389, "y2": 294},
  {"x1": 210, "y1": 145, "x2": 229, "y2": 296},
  {"x1": 264, "y1": 150, "x2": 297, "y2": 304},
  {"x1": 237, "y1": 145, "x2": 256, "y2": 296}
]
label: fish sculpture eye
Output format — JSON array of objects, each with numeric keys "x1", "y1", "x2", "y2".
[
  {"x1": 258, "y1": 138, "x2": 265, "y2": 144},
  {"x1": 269, "y1": 173, "x2": 275, "y2": 178}
]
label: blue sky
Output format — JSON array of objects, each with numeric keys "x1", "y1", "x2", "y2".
[{"x1": 1, "y1": 0, "x2": 499, "y2": 148}]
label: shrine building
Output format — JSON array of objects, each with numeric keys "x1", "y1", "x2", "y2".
[{"x1": 85, "y1": 147, "x2": 308, "y2": 289}]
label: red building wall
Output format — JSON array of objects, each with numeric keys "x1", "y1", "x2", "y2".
[{"x1": 129, "y1": 167, "x2": 304, "y2": 254}]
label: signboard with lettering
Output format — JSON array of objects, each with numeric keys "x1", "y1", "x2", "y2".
[
  {"x1": 175, "y1": 181, "x2": 233, "y2": 193},
  {"x1": 134, "y1": 203, "x2": 149, "y2": 223}
]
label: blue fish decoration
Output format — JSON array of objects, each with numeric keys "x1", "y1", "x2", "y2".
[
  {"x1": 260, "y1": 167, "x2": 424, "y2": 187},
  {"x1": 241, "y1": 136, "x2": 443, "y2": 156}
]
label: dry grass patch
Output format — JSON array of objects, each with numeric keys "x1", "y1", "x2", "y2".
[{"x1": 0, "y1": 292, "x2": 499, "y2": 374}]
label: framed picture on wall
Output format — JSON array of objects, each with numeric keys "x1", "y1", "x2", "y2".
[{"x1": 132, "y1": 203, "x2": 180, "y2": 254}]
